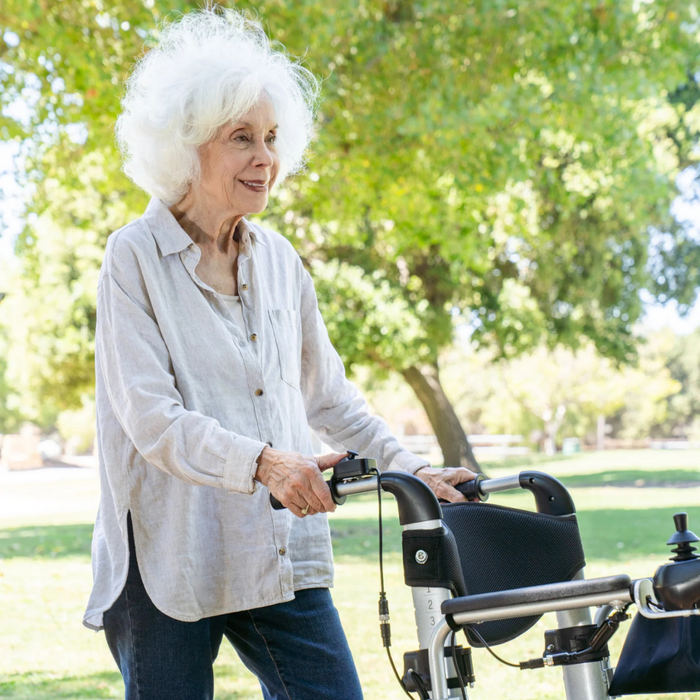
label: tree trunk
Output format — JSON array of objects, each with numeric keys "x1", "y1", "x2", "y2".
[
  {"x1": 401, "y1": 363, "x2": 483, "y2": 473},
  {"x1": 543, "y1": 405, "x2": 566, "y2": 456},
  {"x1": 596, "y1": 414, "x2": 606, "y2": 451}
]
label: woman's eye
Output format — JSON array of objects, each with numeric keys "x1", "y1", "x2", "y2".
[
  {"x1": 233, "y1": 133, "x2": 249, "y2": 142},
  {"x1": 266, "y1": 134, "x2": 277, "y2": 143}
]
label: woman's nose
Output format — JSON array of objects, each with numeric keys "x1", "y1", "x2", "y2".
[{"x1": 252, "y1": 139, "x2": 274, "y2": 167}]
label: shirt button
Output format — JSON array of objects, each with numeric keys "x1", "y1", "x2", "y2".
[
  {"x1": 250, "y1": 333, "x2": 258, "y2": 341},
  {"x1": 266, "y1": 441, "x2": 273, "y2": 447},
  {"x1": 241, "y1": 283, "x2": 248, "y2": 291},
  {"x1": 255, "y1": 389, "x2": 264, "y2": 396},
  {"x1": 278, "y1": 548, "x2": 286, "y2": 556}
]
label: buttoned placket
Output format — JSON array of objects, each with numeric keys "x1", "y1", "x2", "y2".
[
  {"x1": 234, "y1": 234, "x2": 255, "y2": 348},
  {"x1": 235, "y1": 234, "x2": 293, "y2": 573},
  {"x1": 177, "y1": 243, "x2": 270, "y2": 439},
  {"x1": 233, "y1": 233, "x2": 274, "y2": 445},
  {"x1": 178, "y1": 238, "x2": 290, "y2": 565}
]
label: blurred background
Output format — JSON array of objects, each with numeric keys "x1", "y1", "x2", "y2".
[{"x1": 0, "y1": 2, "x2": 699, "y2": 699}]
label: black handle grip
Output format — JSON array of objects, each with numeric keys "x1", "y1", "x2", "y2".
[
  {"x1": 270, "y1": 495, "x2": 285, "y2": 510},
  {"x1": 454, "y1": 474, "x2": 488, "y2": 501},
  {"x1": 268, "y1": 451, "x2": 359, "y2": 511}
]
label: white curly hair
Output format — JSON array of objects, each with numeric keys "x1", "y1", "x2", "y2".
[{"x1": 115, "y1": 6, "x2": 320, "y2": 205}]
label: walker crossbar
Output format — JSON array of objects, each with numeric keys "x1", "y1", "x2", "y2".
[{"x1": 441, "y1": 575, "x2": 632, "y2": 618}]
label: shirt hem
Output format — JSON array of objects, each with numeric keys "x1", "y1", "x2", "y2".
[
  {"x1": 84, "y1": 580, "x2": 334, "y2": 631},
  {"x1": 294, "y1": 578, "x2": 334, "y2": 593}
]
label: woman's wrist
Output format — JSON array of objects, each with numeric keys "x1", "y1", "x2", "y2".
[{"x1": 255, "y1": 446, "x2": 272, "y2": 484}]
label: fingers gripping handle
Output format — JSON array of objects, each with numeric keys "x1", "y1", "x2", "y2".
[
  {"x1": 274, "y1": 467, "x2": 485, "y2": 508},
  {"x1": 451, "y1": 471, "x2": 575, "y2": 515},
  {"x1": 268, "y1": 451, "x2": 363, "y2": 511},
  {"x1": 454, "y1": 473, "x2": 488, "y2": 501}
]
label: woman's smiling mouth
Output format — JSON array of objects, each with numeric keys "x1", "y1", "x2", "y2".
[{"x1": 240, "y1": 180, "x2": 268, "y2": 192}]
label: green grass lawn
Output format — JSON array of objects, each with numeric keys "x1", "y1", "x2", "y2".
[{"x1": 0, "y1": 450, "x2": 699, "y2": 699}]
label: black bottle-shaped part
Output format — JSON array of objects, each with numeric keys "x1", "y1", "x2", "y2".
[
  {"x1": 652, "y1": 513, "x2": 700, "y2": 611},
  {"x1": 667, "y1": 512, "x2": 700, "y2": 562}
]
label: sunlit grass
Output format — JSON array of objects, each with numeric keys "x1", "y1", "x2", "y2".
[{"x1": 1, "y1": 450, "x2": 699, "y2": 699}]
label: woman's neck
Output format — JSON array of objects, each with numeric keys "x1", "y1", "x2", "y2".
[{"x1": 169, "y1": 193, "x2": 244, "y2": 254}]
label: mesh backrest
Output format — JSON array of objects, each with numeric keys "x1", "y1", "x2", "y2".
[{"x1": 441, "y1": 501, "x2": 586, "y2": 646}]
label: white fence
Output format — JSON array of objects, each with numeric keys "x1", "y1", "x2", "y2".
[
  {"x1": 399, "y1": 434, "x2": 530, "y2": 460},
  {"x1": 650, "y1": 440, "x2": 700, "y2": 450}
]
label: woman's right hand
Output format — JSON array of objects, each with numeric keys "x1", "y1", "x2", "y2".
[{"x1": 254, "y1": 447, "x2": 347, "y2": 518}]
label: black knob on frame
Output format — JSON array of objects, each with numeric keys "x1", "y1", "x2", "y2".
[{"x1": 667, "y1": 512, "x2": 699, "y2": 562}]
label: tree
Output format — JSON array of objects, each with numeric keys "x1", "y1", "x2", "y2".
[
  {"x1": 441, "y1": 338, "x2": 681, "y2": 450},
  {"x1": 256, "y1": 0, "x2": 700, "y2": 467},
  {"x1": 660, "y1": 328, "x2": 700, "y2": 439},
  {"x1": 1, "y1": 1, "x2": 699, "y2": 469},
  {"x1": 0, "y1": 322, "x2": 25, "y2": 434},
  {"x1": 1, "y1": 166, "x2": 126, "y2": 425}
]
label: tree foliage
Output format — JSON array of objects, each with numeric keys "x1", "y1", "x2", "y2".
[
  {"x1": 1, "y1": 1, "x2": 699, "y2": 464},
  {"x1": 0, "y1": 322, "x2": 24, "y2": 433},
  {"x1": 260, "y1": 0, "x2": 700, "y2": 361},
  {"x1": 441, "y1": 335, "x2": 682, "y2": 447},
  {"x1": 662, "y1": 327, "x2": 700, "y2": 438}
]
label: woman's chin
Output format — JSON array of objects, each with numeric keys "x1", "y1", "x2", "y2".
[{"x1": 245, "y1": 195, "x2": 270, "y2": 215}]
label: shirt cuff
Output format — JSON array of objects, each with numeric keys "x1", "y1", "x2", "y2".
[
  {"x1": 222, "y1": 436, "x2": 268, "y2": 494},
  {"x1": 387, "y1": 450, "x2": 431, "y2": 475}
]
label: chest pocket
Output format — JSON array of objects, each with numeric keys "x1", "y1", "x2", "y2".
[{"x1": 268, "y1": 309, "x2": 302, "y2": 390}]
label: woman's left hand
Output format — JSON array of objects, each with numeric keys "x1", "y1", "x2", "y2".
[{"x1": 413, "y1": 466, "x2": 478, "y2": 503}]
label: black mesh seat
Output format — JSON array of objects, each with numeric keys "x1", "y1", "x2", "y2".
[{"x1": 441, "y1": 501, "x2": 586, "y2": 646}]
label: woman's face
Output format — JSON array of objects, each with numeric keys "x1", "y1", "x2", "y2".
[{"x1": 195, "y1": 96, "x2": 280, "y2": 217}]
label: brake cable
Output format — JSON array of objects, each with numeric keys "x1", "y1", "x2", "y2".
[{"x1": 370, "y1": 468, "x2": 417, "y2": 700}]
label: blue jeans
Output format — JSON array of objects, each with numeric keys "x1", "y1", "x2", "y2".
[{"x1": 103, "y1": 517, "x2": 364, "y2": 700}]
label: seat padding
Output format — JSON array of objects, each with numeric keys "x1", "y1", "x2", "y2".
[
  {"x1": 442, "y1": 501, "x2": 586, "y2": 645},
  {"x1": 442, "y1": 574, "x2": 632, "y2": 616}
]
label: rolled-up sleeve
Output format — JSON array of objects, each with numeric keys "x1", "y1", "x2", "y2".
[
  {"x1": 298, "y1": 268, "x2": 428, "y2": 474},
  {"x1": 97, "y1": 251, "x2": 266, "y2": 494}
]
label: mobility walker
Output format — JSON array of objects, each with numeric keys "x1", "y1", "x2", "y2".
[{"x1": 274, "y1": 453, "x2": 700, "y2": 699}]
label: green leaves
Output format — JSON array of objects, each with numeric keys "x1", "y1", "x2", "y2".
[
  {"x1": 257, "y1": 0, "x2": 700, "y2": 366},
  {"x1": 0, "y1": 0, "x2": 698, "y2": 423}
]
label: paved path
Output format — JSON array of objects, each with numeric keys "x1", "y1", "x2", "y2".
[{"x1": 0, "y1": 461, "x2": 100, "y2": 522}]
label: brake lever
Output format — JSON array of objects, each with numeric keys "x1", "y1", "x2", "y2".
[{"x1": 269, "y1": 451, "x2": 376, "y2": 510}]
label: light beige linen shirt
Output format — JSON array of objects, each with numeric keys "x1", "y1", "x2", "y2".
[{"x1": 83, "y1": 196, "x2": 428, "y2": 631}]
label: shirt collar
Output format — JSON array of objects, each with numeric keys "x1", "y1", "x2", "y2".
[{"x1": 142, "y1": 197, "x2": 267, "y2": 257}]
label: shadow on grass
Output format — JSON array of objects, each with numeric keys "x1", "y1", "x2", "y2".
[
  {"x1": 0, "y1": 523, "x2": 93, "y2": 559},
  {"x1": 0, "y1": 670, "x2": 121, "y2": 699},
  {"x1": 577, "y1": 505, "x2": 700, "y2": 562},
  {"x1": 2, "y1": 517, "x2": 396, "y2": 562},
  {"x1": 480, "y1": 453, "x2": 581, "y2": 473},
  {"x1": 559, "y1": 469, "x2": 700, "y2": 489},
  {"x1": 331, "y1": 505, "x2": 700, "y2": 565},
  {"x1": 0, "y1": 666, "x2": 279, "y2": 700},
  {"x1": 6, "y1": 503, "x2": 698, "y2": 568},
  {"x1": 330, "y1": 514, "x2": 401, "y2": 558}
]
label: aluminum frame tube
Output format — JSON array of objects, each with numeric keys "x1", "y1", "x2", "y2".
[
  {"x1": 412, "y1": 586, "x2": 453, "y2": 650},
  {"x1": 448, "y1": 587, "x2": 632, "y2": 626},
  {"x1": 556, "y1": 604, "x2": 609, "y2": 700},
  {"x1": 428, "y1": 617, "x2": 454, "y2": 700},
  {"x1": 477, "y1": 474, "x2": 521, "y2": 496},
  {"x1": 634, "y1": 578, "x2": 700, "y2": 619},
  {"x1": 334, "y1": 476, "x2": 379, "y2": 497}
]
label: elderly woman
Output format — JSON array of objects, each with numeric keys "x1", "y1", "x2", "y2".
[{"x1": 84, "y1": 7, "x2": 475, "y2": 700}]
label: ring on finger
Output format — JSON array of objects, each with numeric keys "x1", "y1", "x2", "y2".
[{"x1": 301, "y1": 505, "x2": 310, "y2": 515}]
